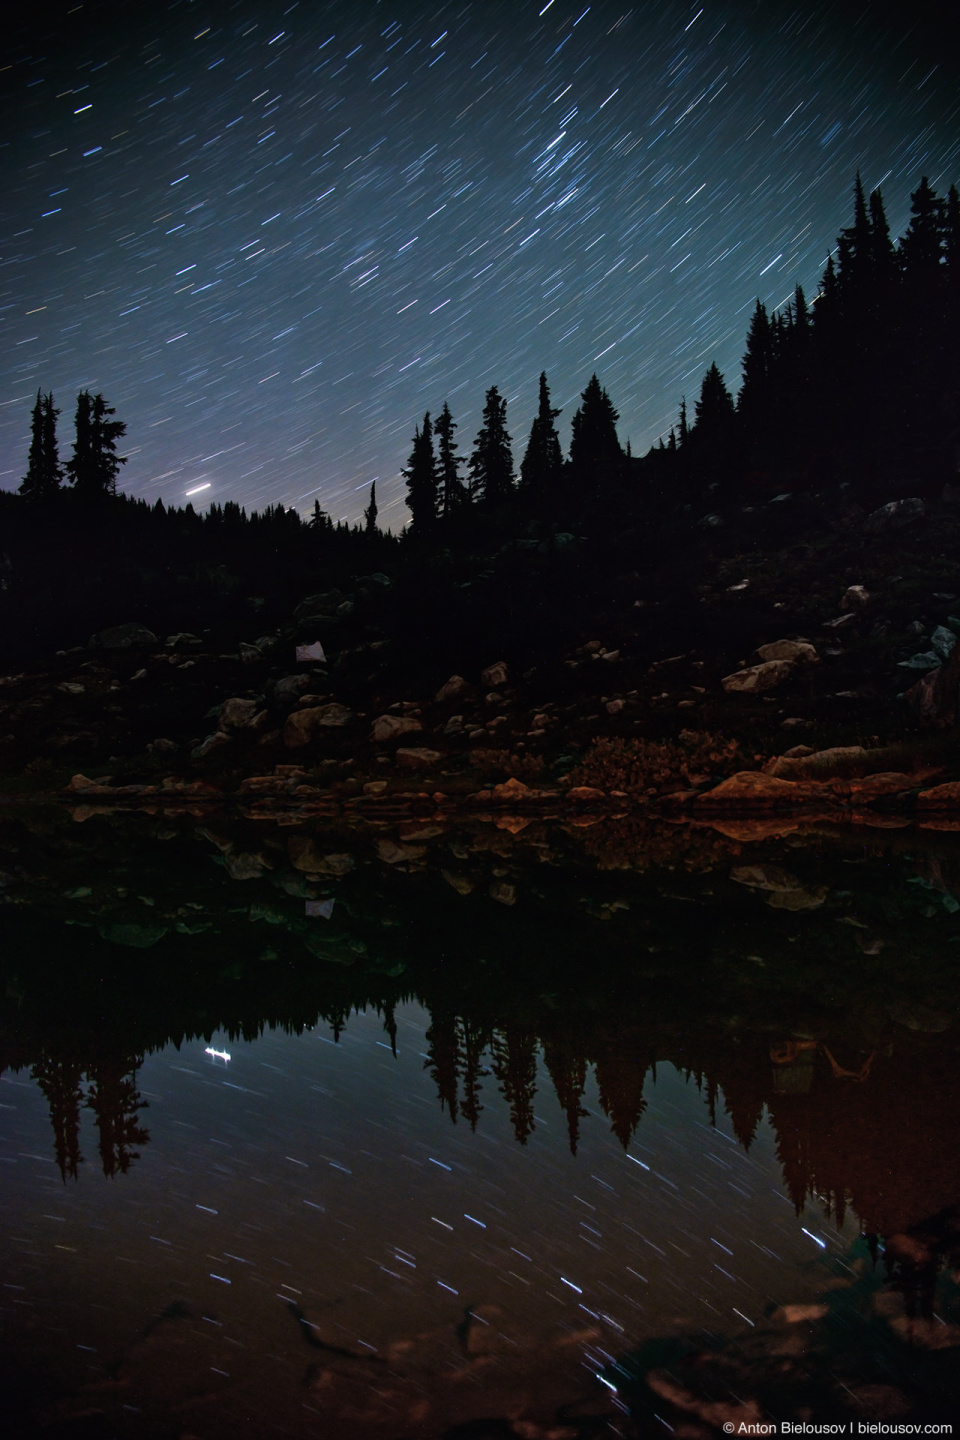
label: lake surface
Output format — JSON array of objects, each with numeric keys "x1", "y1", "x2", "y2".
[{"x1": 2, "y1": 802, "x2": 960, "y2": 1435}]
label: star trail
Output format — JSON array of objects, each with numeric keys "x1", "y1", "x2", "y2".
[{"x1": 1, "y1": 0, "x2": 958, "y2": 526}]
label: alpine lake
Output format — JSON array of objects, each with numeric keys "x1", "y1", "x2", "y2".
[{"x1": 3, "y1": 792, "x2": 960, "y2": 1438}]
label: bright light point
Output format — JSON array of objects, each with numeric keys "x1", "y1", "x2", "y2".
[
  {"x1": 205, "y1": 1045, "x2": 230, "y2": 1060},
  {"x1": 186, "y1": 483, "x2": 212, "y2": 496},
  {"x1": 801, "y1": 1228, "x2": 827, "y2": 1249}
]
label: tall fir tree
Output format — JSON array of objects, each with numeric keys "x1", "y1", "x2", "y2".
[
  {"x1": 363, "y1": 481, "x2": 378, "y2": 533},
  {"x1": 20, "y1": 390, "x2": 63, "y2": 499},
  {"x1": 434, "y1": 401, "x2": 466, "y2": 516},
  {"x1": 65, "y1": 391, "x2": 127, "y2": 498},
  {"x1": 402, "y1": 412, "x2": 439, "y2": 531},
  {"x1": 738, "y1": 300, "x2": 773, "y2": 414},
  {"x1": 899, "y1": 175, "x2": 944, "y2": 281},
  {"x1": 519, "y1": 371, "x2": 563, "y2": 497},
  {"x1": 693, "y1": 362, "x2": 735, "y2": 437},
  {"x1": 468, "y1": 386, "x2": 514, "y2": 504},
  {"x1": 568, "y1": 373, "x2": 622, "y2": 485}
]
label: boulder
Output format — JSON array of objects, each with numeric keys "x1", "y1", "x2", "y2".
[
  {"x1": 89, "y1": 622, "x2": 158, "y2": 650},
  {"x1": 697, "y1": 771, "x2": 822, "y2": 806},
  {"x1": 295, "y1": 640, "x2": 327, "y2": 664},
  {"x1": 371, "y1": 713, "x2": 422, "y2": 742},
  {"x1": 218, "y1": 697, "x2": 262, "y2": 731},
  {"x1": 918, "y1": 780, "x2": 960, "y2": 807},
  {"x1": 435, "y1": 674, "x2": 468, "y2": 703},
  {"x1": 839, "y1": 585, "x2": 870, "y2": 611},
  {"x1": 756, "y1": 639, "x2": 818, "y2": 665},
  {"x1": 376, "y1": 838, "x2": 427, "y2": 864},
  {"x1": 721, "y1": 659, "x2": 793, "y2": 693},
  {"x1": 903, "y1": 636, "x2": 960, "y2": 726},
  {"x1": 480, "y1": 660, "x2": 509, "y2": 687},
  {"x1": 191, "y1": 732, "x2": 231, "y2": 759},
  {"x1": 288, "y1": 835, "x2": 354, "y2": 874},
  {"x1": 295, "y1": 590, "x2": 344, "y2": 621},
  {"x1": 284, "y1": 703, "x2": 353, "y2": 747},
  {"x1": 396, "y1": 747, "x2": 442, "y2": 769},
  {"x1": 274, "y1": 674, "x2": 313, "y2": 700},
  {"x1": 492, "y1": 777, "x2": 532, "y2": 802},
  {"x1": 863, "y1": 497, "x2": 925, "y2": 533},
  {"x1": 764, "y1": 745, "x2": 867, "y2": 779}
]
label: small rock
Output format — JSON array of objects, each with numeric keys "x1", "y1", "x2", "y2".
[
  {"x1": 165, "y1": 632, "x2": 202, "y2": 649},
  {"x1": 840, "y1": 584, "x2": 870, "y2": 611},
  {"x1": 435, "y1": 674, "x2": 468, "y2": 703},
  {"x1": 376, "y1": 838, "x2": 426, "y2": 864},
  {"x1": 863, "y1": 496, "x2": 925, "y2": 533},
  {"x1": 289, "y1": 835, "x2": 354, "y2": 874},
  {"x1": 89, "y1": 622, "x2": 159, "y2": 650},
  {"x1": 721, "y1": 659, "x2": 794, "y2": 693},
  {"x1": 605, "y1": 698, "x2": 625, "y2": 714},
  {"x1": 489, "y1": 881, "x2": 516, "y2": 906},
  {"x1": 567, "y1": 785, "x2": 605, "y2": 801},
  {"x1": 273, "y1": 674, "x2": 311, "y2": 700},
  {"x1": 283, "y1": 704, "x2": 351, "y2": 748},
  {"x1": 822, "y1": 612, "x2": 858, "y2": 630},
  {"x1": 442, "y1": 870, "x2": 475, "y2": 895},
  {"x1": 239, "y1": 642, "x2": 262, "y2": 664},
  {"x1": 396, "y1": 747, "x2": 442, "y2": 768},
  {"x1": 371, "y1": 714, "x2": 422, "y2": 743},
  {"x1": 480, "y1": 660, "x2": 509, "y2": 687},
  {"x1": 756, "y1": 639, "x2": 818, "y2": 665},
  {"x1": 218, "y1": 697, "x2": 262, "y2": 732},
  {"x1": 148, "y1": 737, "x2": 179, "y2": 753},
  {"x1": 492, "y1": 777, "x2": 532, "y2": 802},
  {"x1": 191, "y1": 732, "x2": 231, "y2": 759},
  {"x1": 363, "y1": 780, "x2": 388, "y2": 795},
  {"x1": 295, "y1": 640, "x2": 327, "y2": 664}
]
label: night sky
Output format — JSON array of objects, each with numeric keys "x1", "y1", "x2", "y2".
[{"x1": 2, "y1": 1, "x2": 958, "y2": 529}]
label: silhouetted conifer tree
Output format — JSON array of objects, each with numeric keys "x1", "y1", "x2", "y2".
[
  {"x1": 693, "y1": 363, "x2": 735, "y2": 438},
  {"x1": 434, "y1": 401, "x2": 466, "y2": 515},
  {"x1": 738, "y1": 300, "x2": 773, "y2": 416},
  {"x1": 65, "y1": 391, "x2": 127, "y2": 498},
  {"x1": 519, "y1": 371, "x2": 563, "y2": 497},
  {"x1": 568, "y1": 373, "x2": 622, "y2": 488},
  {"x1": 402, "y1": 412, "x2": 438, "y2": 531},
  {"x1": 468, "y1": 386, "x2": 514, "y2": 504},
  {"x1": 678, "y1": 395, "x2": 688, "y2": 446},
  {"x1": 900, "y1": 175, "x2": 944, "y2": 281},
  {"x1": 20, "y1": 390, "x2": 63, "y2": 499},
  {"x1": 363, "y1": 481, "x2": 378, "y2": 533}
]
